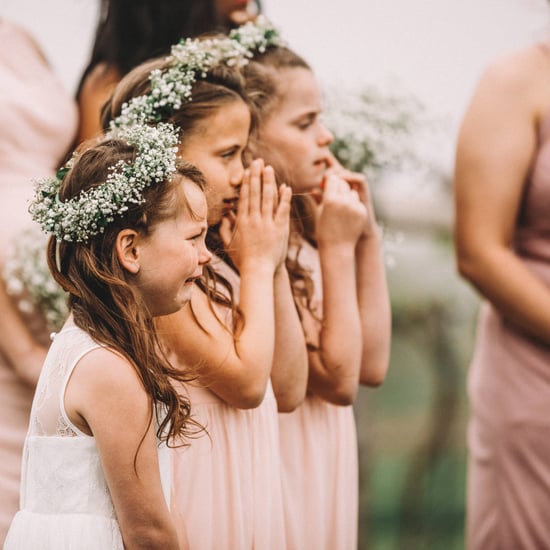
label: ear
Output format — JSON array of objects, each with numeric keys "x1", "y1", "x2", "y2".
[{"x1": 115, "y1": 229, "x2": 141, "y2": 274}]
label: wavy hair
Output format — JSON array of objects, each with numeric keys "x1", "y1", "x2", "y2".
[
  {"x1": 48, "y1": 137, "x2": 206, "y2": 446},
  {"x1": 241, "y1": 46, "x2": 318, "y2": 318},
  {"x1": 101, "y1": 56, "x2": 254, "y2": 335}
]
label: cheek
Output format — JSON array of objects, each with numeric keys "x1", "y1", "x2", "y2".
[{"x1": 174, "y1": 243, "x2": 198, "y2": 277}]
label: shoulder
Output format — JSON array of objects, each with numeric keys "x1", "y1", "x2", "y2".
[
  {"x1": 476, "y1": 44, "x2": 550, "y2": 115},
  {"x1": 65, "y1": 345, "x2": 148, "y2": 435},
  {"x1": 79, "y1": 62, "x2": 122, "y2": 97},
  {"x1": 73, "y1": 346, "x2": 144, "y2": 396}
]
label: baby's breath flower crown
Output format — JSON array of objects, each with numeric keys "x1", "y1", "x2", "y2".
[
  {"x1": 110, "y1": 16, "x2": 284, "y2": 130},
  {"x1": 30, "y1": 123, "x2": 180, "y2": 243}
]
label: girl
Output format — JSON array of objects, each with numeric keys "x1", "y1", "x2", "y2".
[
  {"x1": 4, "y1": 123, "x2": 211, "y2": 549},
  {"x1": 101, "y1": 29, "x2": 308, "y2": 549},
  {"x1": 241, "y1": 44, "x2": 392, "y2": 549}
]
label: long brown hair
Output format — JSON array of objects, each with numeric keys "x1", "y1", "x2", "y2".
[
  {"x1": 48, "y1": 137, "x2": 205, "y2": 446},
  {"x1": 241, "y1": 46, "x2": 318, "y2": 315},
  {"x1": 101, "y1": 55, "x2": 254, "y2": 334}
]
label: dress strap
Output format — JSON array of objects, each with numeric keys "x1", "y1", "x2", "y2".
[{"x1": 58, "y1": 328, "x2": 103, "y2": 437}]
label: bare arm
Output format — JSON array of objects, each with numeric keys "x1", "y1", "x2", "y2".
[
  {"x1": 305, "y1": 175, "x2": 367, "y2": 405},
  {"x1": 325, "y1": 155, "x2": 391, "y2": 386},
  {"x1": 157, "y1": 161, "x2": 292, "y2": 409},
  {"x1": 77, "y1": 63, "x2": 121, "y2": 144},
  {"x1": 270, "y1": 264, "x2": 308, "y2": 412},
  {"x1": 355, "y1": 228, "x2": 391, "y2": 386},
  {"x1": 454, "y1": 45, "x2": 550, "y2": 344},
  {"x1": 0, "y1": 277, "x2": 46, "y2": 386},
  {"x1": 65, "y1": 348, "x2": 179, "y2": 549}
]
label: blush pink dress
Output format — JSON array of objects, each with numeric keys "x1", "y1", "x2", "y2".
[
  {"x1": 279, "y1": 240, "x2": 359, "y2": 550},
  {"x1": 0, "y1": 20, "x2": 77, "y2": 544},
  {"x1": 466, "y1": 104, "x2": 550, "y2": 548},
  {"x1": 170, "y1": 256, "x2": 286, "y2": 549}
]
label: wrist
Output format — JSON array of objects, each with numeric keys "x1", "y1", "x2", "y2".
[
  {"x1": 357, "y1": 224, "x2": 383, "y2": 245},
  {"x1": 239, "y1": 258, "x2": 276, "y2": 276},
  {"x1": 318, "y1": 241, "x2": 356, "y2": 261}
]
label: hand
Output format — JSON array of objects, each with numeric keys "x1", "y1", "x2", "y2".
[
  {"x1": 220, "y1": 159, "x2": 292, "y2": 272},
  {"x1": 325, "y1": 152, "x2": 379, "y2": 240},
  {"x1": 316, "y1": 174, "x2": 367, "y2": 248}
]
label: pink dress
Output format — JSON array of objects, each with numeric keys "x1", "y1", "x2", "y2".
[
  {"x1": 0, "y1": 20, "x2": 77, "y2": 543},
  {"x1": 467, "y1": 106, "x2": 550, "y2": 548},
  {"x1": 170, "y1": 256, "x2": 286, "y2": 549},
  {"x1": 279, "y1": 240, "x2": 359, "y2": 550}
]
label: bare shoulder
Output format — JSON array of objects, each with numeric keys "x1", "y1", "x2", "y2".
[
  {"x1": 65, "y1": 346, "x2": 147, "y2": 435},
  {"x1": 73, "y1": 346, "x2": 142, "y2": 394},
  {"x1": 80, "y1": 63, "x2": 121, "y2": 94},
  {"x1": 480, "y1": 43, "x2": 550, "y2": 113}
]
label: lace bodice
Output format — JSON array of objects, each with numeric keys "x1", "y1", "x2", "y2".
[
  {"x1": 18, "y1": 322, "x2": 116, "y2": 516},
  {"x1": 28, "y1": 322, "x2": 98, "y2": 439},
  {"x1": 17, "y1": 321, "x2": 170, "y2": 517}
]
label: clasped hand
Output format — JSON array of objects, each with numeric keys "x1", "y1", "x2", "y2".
[{"x1": 220, "y1": 158, "x2": 291, "y2": 271}]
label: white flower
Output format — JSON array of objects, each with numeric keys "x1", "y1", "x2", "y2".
[
  {"x1": 3, "y1": 225, "x2": 68, "y2": 331},
  {"x1": 30, "y1": 123, "x2": 180, "y2": 243}
]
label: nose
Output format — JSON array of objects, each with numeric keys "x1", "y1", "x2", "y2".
[
  {"x1": 230, "y1": 158, "x2": 244, "y2": 188},
  {"x1": 198, "y1": 240, "x2": 212, "y2": 266},
  {"x1": 318, "y1": 123, "x2": 334, "y2": 147}
]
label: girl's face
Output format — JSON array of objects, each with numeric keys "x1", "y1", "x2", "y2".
[
  {"x1": 180, "y1": 100, "x2": 251, "y2": 225},
  {"x1": 135, "y1": 179, "x2": 211, "y2": 316},
  {"x1": 257, "y1": 67, "x2": 334, "y2": 195}
]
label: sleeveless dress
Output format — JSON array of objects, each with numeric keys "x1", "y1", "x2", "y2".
[
  {"x1": 0, "y1": 20, "x2": 77, "y2": 543},
  {"x1": 278, "y1": 240, "x2": 358, "y2": 550},
  {"x1": 170, "y1": 256, "x2": 286, "y2": 549},
  {"x1": 466, "y1": 106, "x2": 550, "y2": 548},
  {"x1": 3, "y1": 321, "x2": 171, "y2": 549}
]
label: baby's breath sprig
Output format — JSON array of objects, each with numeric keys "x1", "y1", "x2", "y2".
[
  {"x1": 3, "y1": 225, "x2": 68, "y2": 332},
  {"x1": 30, "y1": 122, "x2": 180, "y2": 243},
  {"x1": 110, "y1": 16, "x2": 284, "y2": 130}
]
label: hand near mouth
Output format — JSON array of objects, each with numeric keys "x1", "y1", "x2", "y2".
[{"x1": 219, "y1": 158, "x2": 291, "y2": 272}]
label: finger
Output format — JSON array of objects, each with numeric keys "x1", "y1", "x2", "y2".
[
  {"x1": 238, "y1": 169, "x2": 250, "y2": 216},
  {"x1": 261, "y1": 165, "x2": 276, "y2": 218},
  {"x1": 274, "y1": 183, "x2": 292, "y2": 225},
  {"x1": 248, "y1": 158, "x2": 263, "y2": 215},
  {"x1": 323, "y1": 174, "x2": 339, "y2": 197},
  {"x1": 325, "y1": 151, "x2": 341, "y2": 170},
  {"x1": 219, "y1": 216, "x2": 233, "y2": 247}
]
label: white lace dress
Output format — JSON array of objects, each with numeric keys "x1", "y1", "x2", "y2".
[{"x1": 3, "y1": 320, "x2": 171, "y2": 549}]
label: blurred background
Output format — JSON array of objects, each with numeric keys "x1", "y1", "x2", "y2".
[{"x1": 3, "y1": 0, "x2": 550, "y2": 547}]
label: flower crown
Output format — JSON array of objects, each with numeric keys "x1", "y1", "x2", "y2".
[
  {"x1": 110, "y1": 16, "x2": 284, "y2": 129},
  {"x1": 30, "y1": 122, "x2": 180, "y2": 243}
]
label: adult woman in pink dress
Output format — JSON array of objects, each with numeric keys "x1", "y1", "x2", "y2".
[
  {"x1": 0, "y1": 20, "x2": 77, "y2": 543},
  {"x1": 455, "y1": 36, "x2": 550, "y2": 547}
]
